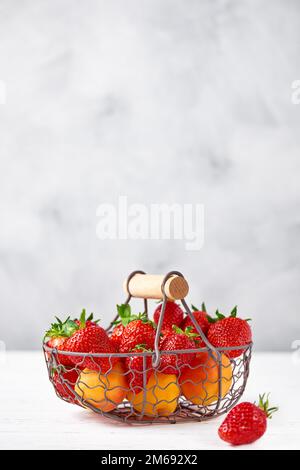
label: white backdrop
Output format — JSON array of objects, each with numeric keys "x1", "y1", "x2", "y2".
[{"x1": 0, "y1": 0, "x2": 300, "y2": 350}]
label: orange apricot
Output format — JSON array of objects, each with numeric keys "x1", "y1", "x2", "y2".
[{"x1": 179, "y1": 352, "x2": 232, "y2": 406}]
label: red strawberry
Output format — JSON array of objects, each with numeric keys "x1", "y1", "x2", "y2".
[
  {"x1": 65, "y1": 324, "x2": 117, "y2": 373},
  {"x1": 110, "y1": 323, "x2": 125, "y2": 351},
  {"x1": 45, "y1": 316, "x2": 79, "y2": 366},
  {"x1": 159, "y1": 326, "x2": 197, "y2": 375},
  {"x1": 125, "y1": 345, "x2": 153, "y2": 393},
  {"x1": 161, "y1": 325, "x2": 174, "y2": 337},
  {"x1": 119, "y1": 316, "x2": 156, "y2": 353},
  {"x1": 45, "y1": 309, "x2": 117, "y2": 372},
  {"x1": 153, "y1": 301, "x2": 184, "y2": 330},
  {"x1": 207, "y1": 307, "x2": 252, "y2": 358},
  {"x1": 218, "y1": 394, "x2": 278, "y2": 445},
  {"x1": 181, "y1": 303, "x2": 210, "y2": 345},
  {"x1": 110, "y1": 304, "x2": 133, "y2": 351},
  {"x1": 51, "y1": 366, "x2": 79, "y2": 403}
]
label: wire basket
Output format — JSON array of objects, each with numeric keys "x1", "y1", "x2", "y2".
[{"x1": 43, "y1": 270, "x2": 252, "y2": 425}]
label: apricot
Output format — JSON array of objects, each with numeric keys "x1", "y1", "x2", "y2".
[
  {"x1": 179, "y1": 352, "x2": 232, "y2": 406},
  {"x1": 127, "y1": 371, "x2": 180, "y2": 417},
  {"x1": 75, "y1": 361, "x2": 128, "y2": 412}
]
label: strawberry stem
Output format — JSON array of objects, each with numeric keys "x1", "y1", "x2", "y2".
[
  {"x1": 206, "y1": 306, "x2": 251, "y2": 323},
  {"x1": 230, "y1": 306, "x2": 237, "y2": 317},
  {"x1": 132, "y1": 344, "x2": 152, "y2": 353},
  {"x1": 191, "y1": 302, "x2": 207, "y2": 313},
  {"x1": 44, "y1": 308, "x2": 98, "y2": 340},
  {"x1": 116, "y1": 304, "x2": 132, "y2": 326},
  {"x1": 172, "y1": 325, "x2": 198, "y2": 339},
  {"x1": 44, "y1": 316, "x2": 78, "y2": 340},
  {"x1": 116, "y1": 304, "x2": 153, "y2": 327},
  {"x1": 257, "y1": 393, "x2": 278, "y2": 419}
]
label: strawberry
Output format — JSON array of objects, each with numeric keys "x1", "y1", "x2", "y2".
[
  {"x1": 181, "y1": 303, "x2": 210, "y2": 345},
  {"x1": 153, "y1": 301, "x2": 184, "y2": 330},
  {"x1": 110, "y1": 304, "x2": 134, "y2": 351},
  {"x1": 218, "y1": 393, "x2": 278, "y2": 445},
  {"x1": 125, "y1": 345, "x2": 153, "y2": 393},
  {"x1": 159, "y1": 326, "x2": 198, "y2": 375},
  {"x1": 110, "y1": 323, "x2": 125, "y2": 351},
  {"x1": 45, "y1": 309, "x2": 117, "y2": 372},
  {"x1": 51, "y1": 366, "x2": 79, "y2": 403},
  {"x1": 119, "y1": 312, "x2": 156, "y2": 353},
  {"x1": 45, "y1": 316, "x2": 79, "y2": 366},
  {"x1": 161, "y1": 325, "x2": 175, "y2": 337},
  {"x1": 65, "y1": 327, "x2": 117, "y2": 373},
  {"x1": 207, "y1": 307, "x2": 252, "y2": 358}
]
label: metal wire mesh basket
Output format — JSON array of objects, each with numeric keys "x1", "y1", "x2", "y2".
[{"x1": 43, "y1": 270, "x2": 252, "y2": 425}]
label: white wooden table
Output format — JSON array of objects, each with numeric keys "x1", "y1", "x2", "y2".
[{"x1": 0, "y1": 351, "x2": 299, "y2": 450}]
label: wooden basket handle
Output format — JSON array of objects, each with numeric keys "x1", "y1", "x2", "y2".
[{"x1": 123, "y1": 272, "x2": 189, "y2": 301}]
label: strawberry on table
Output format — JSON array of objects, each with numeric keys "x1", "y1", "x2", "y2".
[
  {"x1": 218, "y1": 393, "x2": 278, "y2": 445},
  {"x1": 207, "y1": 306, "x2": 252, "y2": 358},
  {"x1": 159, "y1": 326, "x2": 198, "y2": 375},
  {"x1": 153, "y1": 301, "x2": 184, "y2": 330},
  {"x1": 125, "y1": 345, "x2": 153, "y2": 393}
]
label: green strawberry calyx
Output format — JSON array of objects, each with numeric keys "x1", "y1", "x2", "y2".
[
  {"x1": 172, "y1": 325, "x2": 199, "y2": 339},
  {"x1": 256, "y1": 393, "x2": 278, "y2": 419},
  {"x1": 191, "y1": 302, "x2": 207, "y2": 313},
  {"x1": 132, "y1": 344, "x2": 152, "y2": 353},
  {"x1": 44, "y1": 308, "x2": 97, "y2": 341},
  {"x1": 113, "y1": 304, "x2": 155, "y2": 328},
  {"x1": 207, "y1": 306, "x2": 252, "y2": 324},
  {"x1": 50, "y1": 365, "x2": 68, "y2": 376},
  {"x1": 44, "y1": 316, "x2": 78, "y2": 341},
  {"x1": 76, "y1": 308, "x2": 99, "y2": 329}
]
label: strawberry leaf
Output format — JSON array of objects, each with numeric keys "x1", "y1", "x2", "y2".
[
  {"x1": 257, "y1": 393, "x2": 278, "y2": 419},
  {"x1": 206, "y1": 309, "x2": 225, "y2": 324},
  {"x1": 44, "y1": 316, "x2": 78, "y2": 340},
  {"x1": 230, "y1": 306, "x2": 238, "y2": 317},
  {"x1": 172, "y1": 325, "x2": 198, "y2": 339},
  {"x1": 191, "y1": 302, "x2": 207, "y2": 313},
  {"x1": 132, "y1": 344, "x2": 152, "y2": 352},
  {"x1": 79, "y1": 308, "x2": 86, "y2": 328},
  {"x1": 215, "y1": 309, "x2": 225, "y2": 320},
  {"x1": 77, "y1": 308, "x2": 100, "y2": 328},
  {"x1": 116, "y1": 304, "x2": 132, "y2": 326}
]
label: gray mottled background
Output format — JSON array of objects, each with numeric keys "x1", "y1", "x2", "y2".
[{"x1": 0, "y1": 0, "x2": 300, "y2": 350}]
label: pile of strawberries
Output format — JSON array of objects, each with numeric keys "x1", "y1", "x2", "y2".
[
  {"x1": 112, "y1": 300, "x2": 252, "y2": 363},
  {"x1": 44, "y1": 301, "x2": 252, "y2": 397}
]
